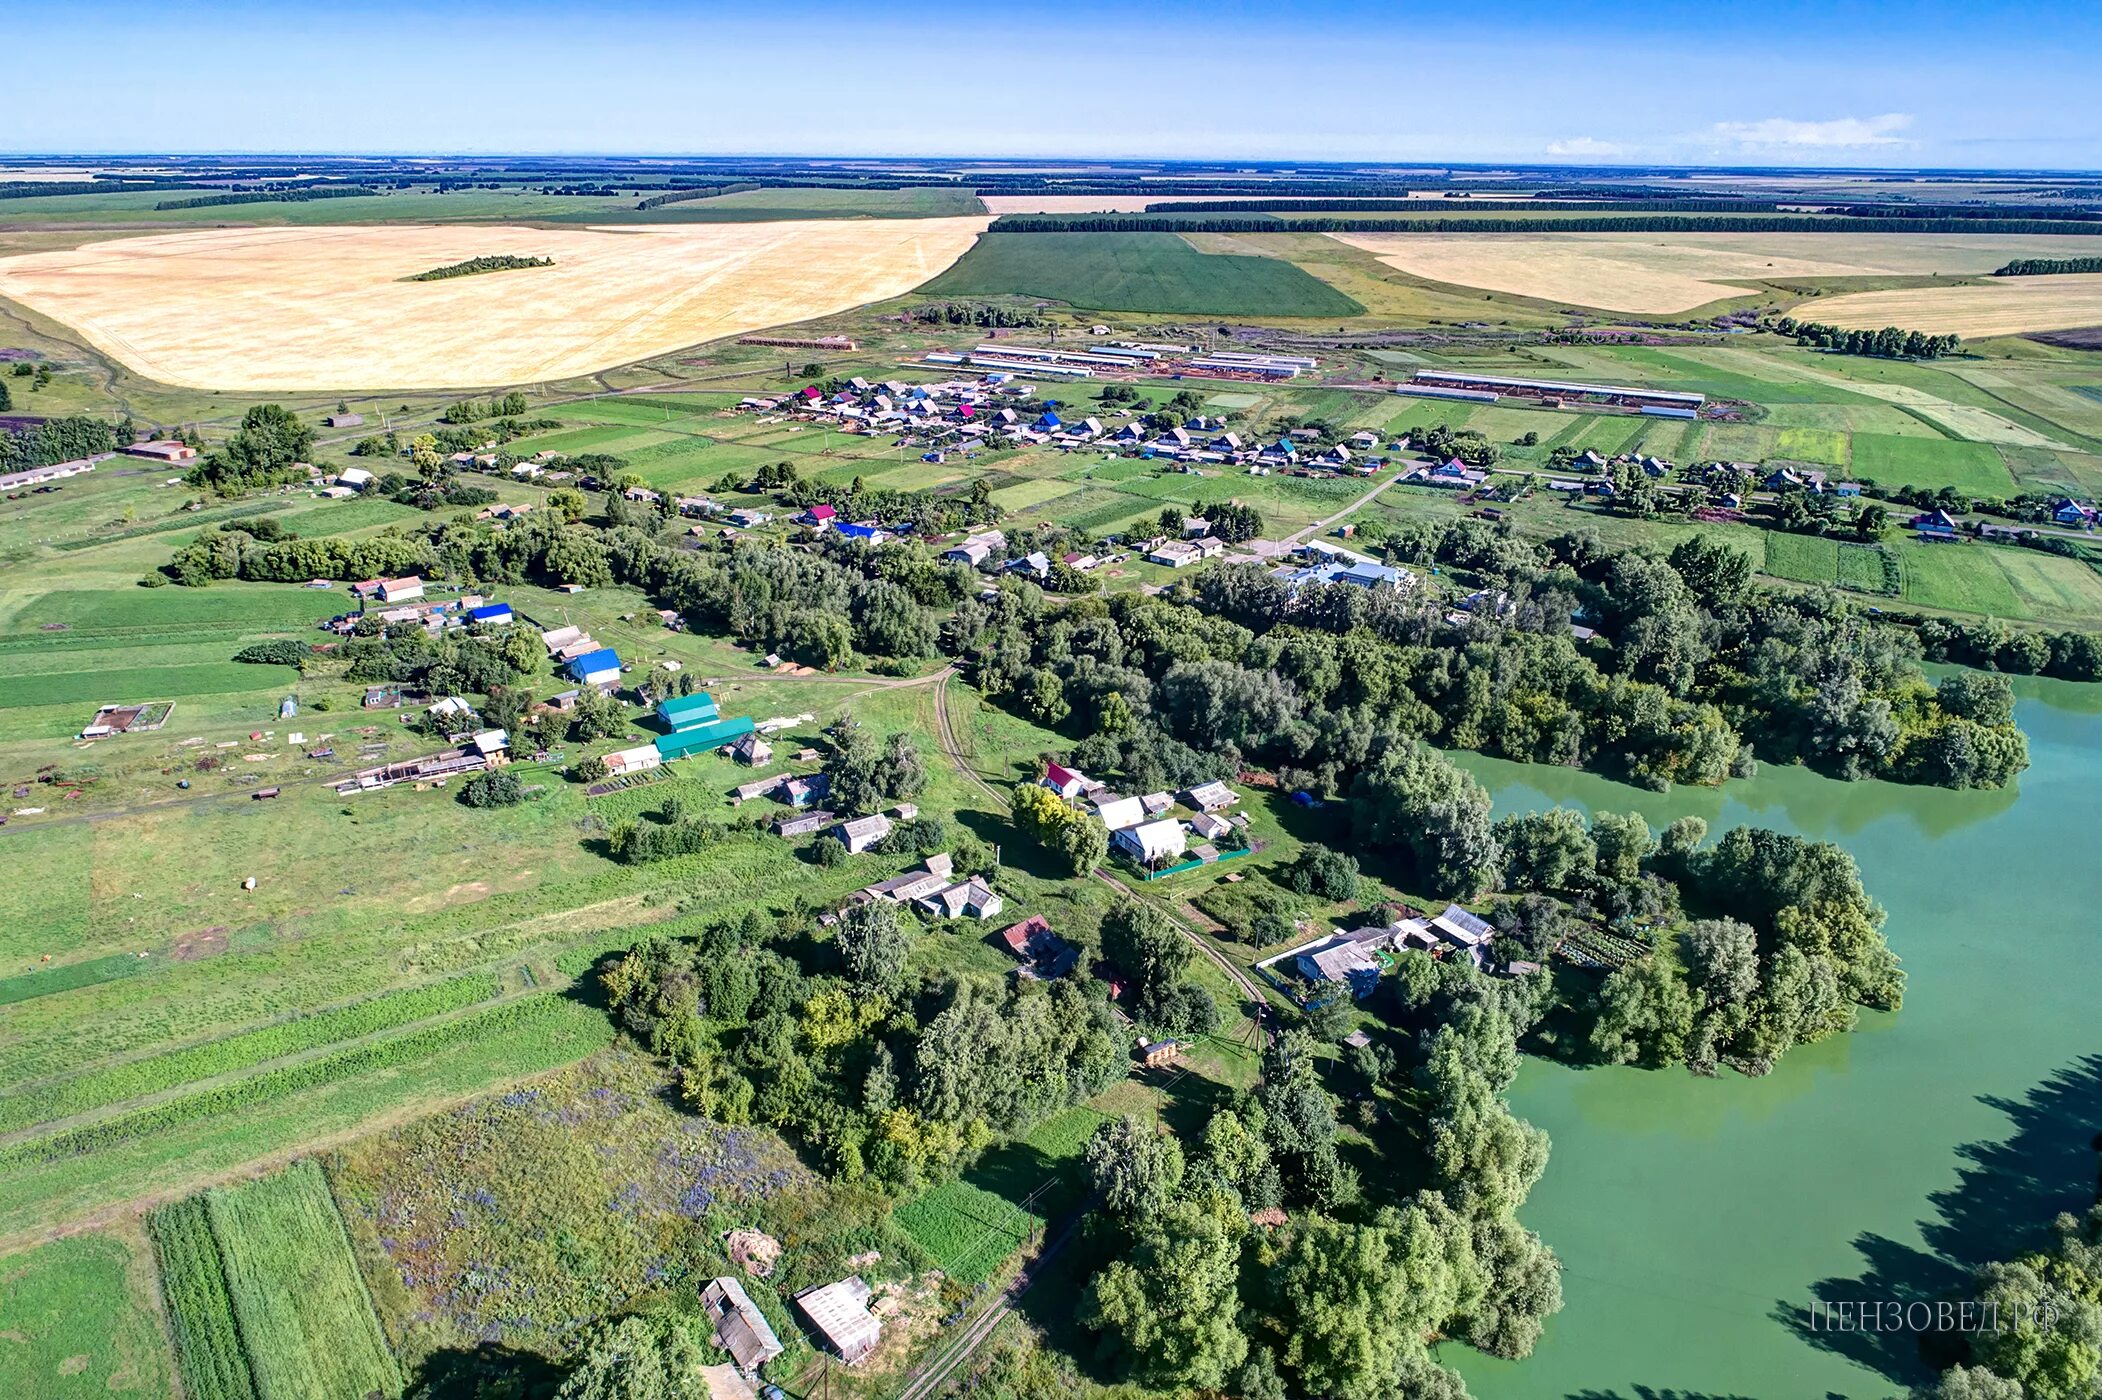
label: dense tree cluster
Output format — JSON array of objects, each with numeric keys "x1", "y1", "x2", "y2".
[
  {"x1": 1578, "y1": 819, "x2": 1903, "y2": 1074},
  {"x1": 601, "y1": 912, "x2": 1124, "y2": 1187},
  {"x1": 1012, "y1": 783, "x2": 1110, "y2": 876},
  {"x1": 1, "y1": 414, "x2": 129, "y2": 469},
  {"x1": 1079, "y1": 959, "x2": 1564, "y2": 1399},
  {"x1": 1916, "y1": 616, "x2": 2102, "y2": 682},
  {"x1": 183, "y1": 404, "x2": 317, "y2": 495},
  {"x1": 1993, "y1": 256, "x2": 2102, "y2": 276},
  {"x1": 951, "y1": 522, "x2": 2025, "y2": 796},
  {"x1": 820, "y1": 718, "x2": 927, "y2": 815}
]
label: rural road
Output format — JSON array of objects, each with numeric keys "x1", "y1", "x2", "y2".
[{"x1": 1284, "y1": 472, "x2": 1406, "y2": 546}]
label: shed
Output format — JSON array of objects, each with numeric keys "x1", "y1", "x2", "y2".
[
  {"x1": 795, "y1": 1277, "x2": 881, "y2": 1364},
  {"x1": 701, "y1": 1277, "x2": 784, "y2": 1373},
  {"x1": 729, "y1": 732, "x2": 773, "y2": 767},
  {"x1": 1092, "y1": 795, "x2": 1146, "y2": 831},
  {"x1": 1182, "y1": 780, "x2": 1238, "y2": 812},
  {"x1": 655, "y1": 715, "x2": 757, "y2": 760}
]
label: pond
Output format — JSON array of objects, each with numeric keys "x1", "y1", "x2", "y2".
[{"x1": 1455, "y1": 677, "x2": 2102, "y2": 1399}]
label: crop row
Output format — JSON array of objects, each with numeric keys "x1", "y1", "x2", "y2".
[
  {"x1": 894, "y1": 1179, "x2": 1040, "y2": 1286},
  {"x1": 147, "y1": 1197, "x2": 260, "y2": 1400},
  {"x1": 205, "y1": 1162, "x2": 402, "y2": 1400},
  {"x1": 0, "y1": 994, "x2": 579, "y2": 1171},
  {"x1": 0, "y1": 972, "x2": 501, "y2": 1136}
]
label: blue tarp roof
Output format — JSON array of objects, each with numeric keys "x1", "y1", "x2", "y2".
[{"x1": 469, "y1": 603, "x2": 511, "y2": 620}]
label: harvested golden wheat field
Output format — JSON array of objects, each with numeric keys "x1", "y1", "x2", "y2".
[
  {"x1": 1330, "y1": 231, "x2": 2102, "y2": 314},
  {"x1": 1796, "y1": 274, "x2": 2102, "y2": 338},
  {"x1": 0, "y1": 218, "x2": 990, "y2": 390}
]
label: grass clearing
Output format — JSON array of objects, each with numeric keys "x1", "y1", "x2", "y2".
[
  {"x1": 894, "y1": 1180, "x2": 1039, "y2": 1286},
  {"x1": 203, "y1": 1162, "x2": 400, "y2": 1400},
  {"x1": 0, "y1": 1231, "x2": 170, "y2": 1399},
  {"x1": 0, "y1": 662, "x2": 295, "y2": 710},
  {"x1": 923, "y1": 231, "x2": 1363, "y2": 317}
]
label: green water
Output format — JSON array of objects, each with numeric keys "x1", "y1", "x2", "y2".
[{"x1": 1455, "y1": 678, "x2": 2102, "y2": 1400}]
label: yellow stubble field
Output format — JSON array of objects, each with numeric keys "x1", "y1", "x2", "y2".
[
  {"x1": 0, "y1": 217, "x2": 990, "y2": 390},
  {"x1": 1330, "y1": 231, "x2": 2102, "y2": 314},
  {"x1": 1796, "y1": 274, "x2": 2102, "y2": 338}
]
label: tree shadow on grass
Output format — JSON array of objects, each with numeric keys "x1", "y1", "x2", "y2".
[
  {"x1": 1774, "y1": 1052, "x2": 2102, "y2": 1387},
  {"x1": 405, "y1": 1342, "x2": 565, "y2": 1400}
]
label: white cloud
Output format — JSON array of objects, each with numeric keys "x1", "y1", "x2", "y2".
[
  {"x1": 1546, "y1": 136, "x2": 1632, "y2": 158},
  {"x1": 1708, "y1": 114, "x2": 1914, "y2": 150}
]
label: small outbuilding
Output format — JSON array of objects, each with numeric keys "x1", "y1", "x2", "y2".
[
  {"x1": 795, "y1": 1277, "x2": 881, "y2": 1364},
  {"x1": 701, "y1": 1277, "x2": 784, "y2": 1373}
]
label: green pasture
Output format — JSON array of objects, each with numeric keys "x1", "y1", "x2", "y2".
[
  {"x1": 0, "y1": 1231, "x2": 169, "y2": 1399},
  {"x1": 921, "y1": 232, "x2": 1364, "y2": 317},
  {"x1": 1850, "y1": 433, "x2": 2016, "y2": 494}
]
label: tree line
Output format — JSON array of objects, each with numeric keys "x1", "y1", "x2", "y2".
[
  {"x1": 152, "y1": 185, "x2": 379, "y2": 210},
  {"x1": 986, "y1": 214, "x2": 2102, "y2": 237},
  {"x1": 1779, "y1": 318, "x2": 1961, "y2": 359},
  {"x1": 632, "y1": 181, "x2": 762, "y2": 211},
  {"x1": 1143, "y1": 197, "x2": 1784, "y2": 214}
]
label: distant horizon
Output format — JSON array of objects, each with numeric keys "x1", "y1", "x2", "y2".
[
  {"x1": 11, "y1": 0, "x2": 2102, "y2": 170},
  {"x1": 5, "y1": 153, "x2": 2100, "y2": 178}
]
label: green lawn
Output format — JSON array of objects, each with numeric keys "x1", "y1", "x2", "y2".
[
  {"x1": 0, "y1": 1232, "x2": 170, "y2": 1399},
  {"x1": 1851, "y1": 433, "x2": 2016, "y2": 495},
  {"x1": 922, "y1": 232, "x2": 1364, "y2": 317}
]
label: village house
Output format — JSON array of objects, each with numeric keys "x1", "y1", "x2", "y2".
[
  {"x1": 1295, "y1": 935, "x2": 1383, "y2": 999},
  {"x1": 775, "y1": 809, "x2": 835, "y2": 838},
  {"x1": 1182, "y1": 780, "x2": 1238, "y2": 813},
  {"x1": 833, "y1": 813, "x2": 893, "y2": 855},
  {"x1": 568, "y1": 648, "x2": 622, "y2": 688},
  {"x1": 855, "y1": 853, "x2": 955, "y2": 905},
  {"x1": 729, "y1": 732, "x2": 772, "y2": 766},
  {"x1": 1042, "y1": 761, "x2": 1098, "y2": 802},
  {"x1": 123, "y1": 439, "x2": 198, "y2": 463},
  {"x1": 997, "y1": 914, "x2": 1079, "y2": 979},
  {"x1": 918, "y1": 875, "x2": 1004, "y2": 921},
  {"x1": 1113, "y1": 817, "x2": 1188, "y2": 868}
]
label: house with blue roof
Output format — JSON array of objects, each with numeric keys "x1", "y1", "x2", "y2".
[
  {"x1": 569, "y1": 649, "x2": 622, "y2": 687},
  {"x1": 468, "y1": 602, "x2": 513, "y2": 626},
  {"x1": 1032, "y1": 410, "x2": 1062, "y2": 432}
]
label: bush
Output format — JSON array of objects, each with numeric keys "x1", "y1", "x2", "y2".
[
  {"x1": 811, "y1": 834, "x2": 847, "y2": 867},
  {"x1": 1285, "y1": 843, "x2": 1360, "y2": 902},
  {"x1": 571, "y1": 756, "x2": 609, "y2": 783},
  {"x1": 231, "y1": 639, "x2": 311, "y2": 669},
  {"x1": 460, "y1": 770, "x2": 524, "y2": 808}
]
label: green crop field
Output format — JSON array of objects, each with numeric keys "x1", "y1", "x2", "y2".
[
  {"x1": 149, "y1": 1199, "x2": 257, "y2": 1400},
  {"x1": 921, "y1": 232, "x2": 1364, "y2": 317},
  {"x1": 1837, "y1": 543, "x2": 1900, "y2": 594},
  {"x1": 0, "y1": 661, "x2": 296, "y2": 710},
  {"x1": 201, "y1": 1163, "x2": 401, "y2": 1400},
  {"x1": 0, "y1": 1232, "x2": 170, "y2": 1399},
  {"x1": 1851, "y1": 433, "x2": 2016, "y2": 494}
]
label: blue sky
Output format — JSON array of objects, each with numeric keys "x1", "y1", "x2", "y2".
[{"x1": 9, "y1": 0, "x2": 2101, "y2": 170}]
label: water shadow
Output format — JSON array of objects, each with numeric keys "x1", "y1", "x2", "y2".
[{"x1": 1776, "y1": 1052, "x2": 2102, "y2": 1385}]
